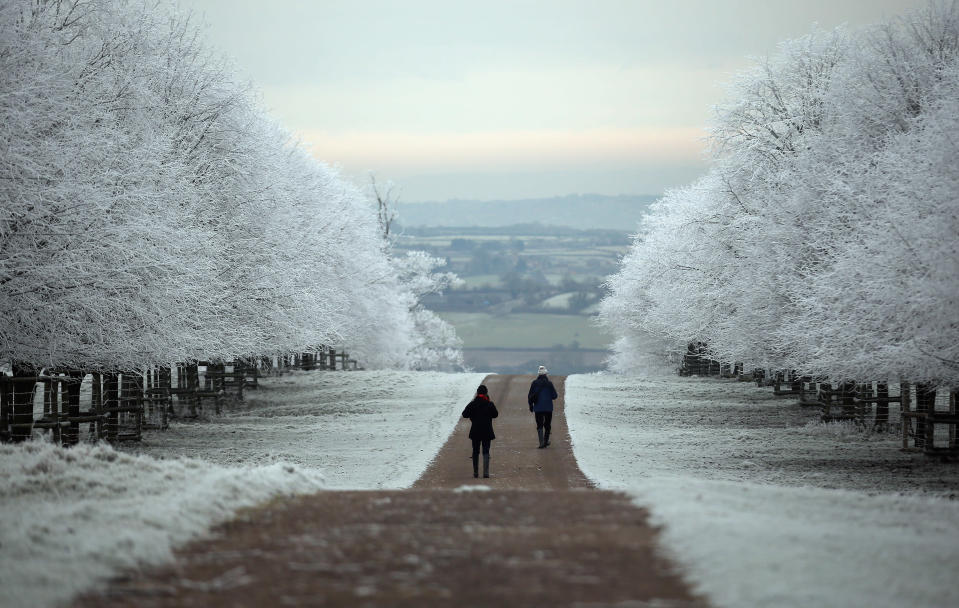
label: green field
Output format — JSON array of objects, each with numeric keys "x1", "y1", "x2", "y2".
[
  {"x1": 438, "y1": 312, "x2": 612, "y2": 349},
  {"x1": 458, "y1": 274, "x2": 503, "y2": 288}
]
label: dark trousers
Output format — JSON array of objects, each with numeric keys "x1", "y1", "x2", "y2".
[
  {"x1": 472, "y1": 438, "x2": 491, "y2": 456},
  {"x1": 535, "y1": 411, "x2": 552, "y2": 433}
]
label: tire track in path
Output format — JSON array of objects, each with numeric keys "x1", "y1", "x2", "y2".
[{"x1": 78, "y1": 375, "x2": 706, "y2": 607}]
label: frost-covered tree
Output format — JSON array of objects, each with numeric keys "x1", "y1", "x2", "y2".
[
  {"x1": 0, "y1": 0, "x2": 449, "y2": 371},
  {"x1": 0, "y1": 0, "x2": 222, "y2": 369},
  {"x1": 780, "y1": 7, "x2": 959, "y2": 383},
  {"x1": 392, "y1": 251, "x2": 464, "y2": 371},
  {"x1": 601, "y1": 1, "x2": 959, "y2": 385},
  {"x1": 366, "y1": 175, "x2": 465, "y2": 370},
  {"x1": 602, "y1": 26, "x2": 849, "y2": 370}
]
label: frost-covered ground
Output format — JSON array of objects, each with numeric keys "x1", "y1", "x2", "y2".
[
  {"x1": 0, "y1": 370, "x2": 485, "y2": 608},
  {"x1": 130, "y1": 370, "x2": 487, "y2": 489},
  {"x1": 9, "y1": 370, "x2": 956, "y2": 608},
  {"x1": 566, "y1": 374, "x2": 959, "y2": 608},
  {"x1": 0, "y1": 442, "x2": 323, "y2": 608}
]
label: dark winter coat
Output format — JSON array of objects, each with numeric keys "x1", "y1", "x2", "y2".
[
  {"x1": 462, "y1": 395, "x2": 498, "y2": 440},
  {"x1": 528, "y1": 375, "x2": 558, "y2": 412}
]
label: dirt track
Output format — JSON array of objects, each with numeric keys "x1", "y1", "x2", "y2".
[
  {"x1": 413, "y1": 375, "x2": 590, "y2": 490},
  {"x1": 78, "y1": 375, "x2": 705, "y2": 607}
]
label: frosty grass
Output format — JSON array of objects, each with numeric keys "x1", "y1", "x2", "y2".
[
  {"x1": 5, "y1": 370, "x2": 957, "y2": 608},
  {"x1": 0, "y1": 370, "x2": 484, "y2": 608},
  {"x1": 566, "y1": 373, "x2": 959, "y2": 608}
]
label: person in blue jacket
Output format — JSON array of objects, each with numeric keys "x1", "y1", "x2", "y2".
[
  {"x1": 528, "y1": 365, "x2": 558, "y2": 448},
  {"x1": 462, "y1": 384, "x2": 498, "y2": 478}
]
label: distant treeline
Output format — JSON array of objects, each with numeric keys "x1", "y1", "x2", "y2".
[
  {"x1": 397, "y1": 224, "x2": 632, "y2": 243},
  {"x1": 396, "y1": 194, "x2": 657, "y2": 231}
]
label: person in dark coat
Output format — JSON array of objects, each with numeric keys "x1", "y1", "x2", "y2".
[
  {"x1": 462, "y1": 384, "x2": 498, "y2": 478},
  {"x1": 528, "y1": 365, "x2": 558, "y2": 448}
]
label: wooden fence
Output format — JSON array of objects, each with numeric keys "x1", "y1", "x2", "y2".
[
  {"x1": 0, "y1": 372, "x2": 144, "y2": 445},
  {"x1": 752, "y1": 371, "x2": 957, "y2": 456},
  {"x1": 0, "y1": 347, "x2": 356, "y2": 446},
  {"x1": 674, "y1": 349, "x2": 958, "y2": 457}
]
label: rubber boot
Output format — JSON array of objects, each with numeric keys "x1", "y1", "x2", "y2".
[
  {"x1": 472, "y1": 454, "x2": 479, "y2": 478},
  {"x1": 544, "y1": 429, "x2": 551, "y2": 447},
  {"x1": 537, "y1": 427, "x2": 545, "y2": 448},
  {"x1": 482, "y1": 454, "x2": 490, "y2": 478}
]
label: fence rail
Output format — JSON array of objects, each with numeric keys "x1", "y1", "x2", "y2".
[
  {"x1": 673, "y1": 347, "x2": 957, "y2": 457},
  {"x1": 0, "y1": 347, "x2": 356, "y2": 445}
]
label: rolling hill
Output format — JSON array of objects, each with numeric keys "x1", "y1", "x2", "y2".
[{"x1": 396, "y1": 193, "x2": 658, "y2": 231}]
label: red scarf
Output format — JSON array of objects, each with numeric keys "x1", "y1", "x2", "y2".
[{"x1": 476, "y1": 393, "x2": 489, "y2": 402}]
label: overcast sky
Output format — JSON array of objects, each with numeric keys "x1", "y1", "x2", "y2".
[{"x1": 176, "y1": 0, "x2": 920, "y2": 201}]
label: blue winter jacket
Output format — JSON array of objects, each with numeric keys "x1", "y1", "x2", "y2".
[{"x1": 528, "y1": 375, "x2": 558, "y2": 412}]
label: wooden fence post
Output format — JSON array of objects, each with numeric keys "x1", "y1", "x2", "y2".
[
  {"x1": 901, "y1": 381, "x2": 912, "y2": 450},
  {"x1": 915, "y1": 383, "x2": 936, "y2": 452},
  {"x1": 840, "y1": 380, "x2": 858, "y2": 422},
  {"x1": 104, "y1": 372, "x2": 119, "y2": 442},
  {"x1": 43, "y1": 377, "x2": 53, "y2": 418},
  {"x1": 875, "y1": 381, "x2": 890, "y2": 429},
  {"x1": 159, "y1": 366, "x2": 171, "y2": 429},
  {"x1": 10, "y1": 363, "x2": 36, "y2": 442},
  {"x1": 91, "y1": 372, "x2": 104, "y2": 440},
  {"x1": 63, "y1": 372, "x2": 83, "y2": 446},
  {"x1": 46, "y1": 378, "x2": 60, "y2": 445},
  {"x1": 790, "y1": 371, "x2": 802, "y2": 396},
  {"x1": 144, "y1": 366, "x2": 154, "y2": 423},
  {"x1": 950, "y1": 391, "x2": 957, "y2": 451},
  {"x1": 234, "y1": 362, "x2": 245, "y2": 401},
  {"x1": 125, "y1": 372, "x2": 144, "y2": 441},
  {"x1": 0, "y1": 377, "x2": 9, "y2": 442},
  {"x1": 186, "y1": 363, "x2": 199, "y2": 417},
  {"x1": 855, "y1": 382, "x2": 872, "y2": 423},
  {"x1": 819, "y1": 382, "x2": 833, "y2": 421},
  {"x1": 211, "y1": 362, "x2": 224, "y2": 415}
]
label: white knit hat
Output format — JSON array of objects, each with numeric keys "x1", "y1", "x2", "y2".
[{"x1": 537, "y1": 365, "x2": 548, "y2": 375}]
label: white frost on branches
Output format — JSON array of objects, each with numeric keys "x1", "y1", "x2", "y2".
[
  {"x1": 389, "y1": 251, "x2": 465, "y2": 371},
  {"x1": 600, "y1": 1, "x2": 959, "y2": 384},
  {"x1": 0, "y1": 0, "x2": 462, "y2": 371}
]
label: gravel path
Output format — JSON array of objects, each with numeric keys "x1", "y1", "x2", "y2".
[{"x1": 77, "y1": 375, "x2": 706, "y2": 607}]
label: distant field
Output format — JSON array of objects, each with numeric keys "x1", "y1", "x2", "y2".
[
  {"x1": 541, "y1": 292, "x2": 576, "y2": 309},
  {"x1": 439, "y1": 312, "x2": 611, "y2": 349},
  {"x1": 459, "y1": 274, "x2": 503, "y2": 288}
]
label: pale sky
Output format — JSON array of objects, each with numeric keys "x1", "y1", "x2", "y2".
[{"x1": 176, "y1": 0, "x2": 920, "y2": 201}]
